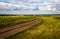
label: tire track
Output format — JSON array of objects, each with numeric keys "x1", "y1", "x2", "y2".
[{"x1": 0, "y1": 19, "x2": 42, "y2": 39}]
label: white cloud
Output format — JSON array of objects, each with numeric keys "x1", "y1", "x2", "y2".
[
  {"x1": 47, "y1": 5, "x2": 52, "y2": 8},
  {"x1": 0, "y1": 2, "x2": 7, "y2": 5},
  {"x1": 47, "y1": 7, "x2": 52, "y2": 11},
  {"x1": 32, "y1": 0, "x2": 40, "y2": 2},
  {"x1": 0, "y1": 2, "x2": 13, "y2": 7},
  {"x1": 39, "y1": 6, "x2": 48, "y2": 10},
  {"x1": 55, "y1": 0, "x2": 60, "y2": 3},
  {"x1": 46, "y1": 5, "x2": 53, "y2": 11},
  {"x1": 0, "y1": 1, "x2": 24, "y2": 11},
  {"x1": 53, "y1": 8, "x2": 56, "y2": 11}
]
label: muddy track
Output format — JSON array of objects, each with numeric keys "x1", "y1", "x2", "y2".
[{"x1": 0, "y1": 19, "x2": 42, "y2": 39}]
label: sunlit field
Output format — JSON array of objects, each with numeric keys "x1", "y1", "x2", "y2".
[{"x1": 2, "y1": 15, "x2": 60, "y2": 39}]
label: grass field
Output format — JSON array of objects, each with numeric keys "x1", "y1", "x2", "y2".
[
  {"x1": 0, "y1": 16, "x2": 35, "y2": 28},
  {"x1": 3, "y1": 15, "x2": 60, "y2": 39}
]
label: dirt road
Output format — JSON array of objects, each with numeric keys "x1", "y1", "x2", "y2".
[{"x1": 0, "y1": 19, "x2": 42, "y2": 39}]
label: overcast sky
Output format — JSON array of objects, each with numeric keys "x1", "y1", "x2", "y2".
[{"x1": 0, "y1": 0, "x2": 60, "y2": 14}]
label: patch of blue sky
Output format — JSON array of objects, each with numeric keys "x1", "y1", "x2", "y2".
[{"x1": 0, "y1": 0, "x2": 10, "y2": 3}]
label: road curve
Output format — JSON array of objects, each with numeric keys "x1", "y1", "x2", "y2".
[{"x1": 0, "y1": 19, "x2": 42, "y2": 39}]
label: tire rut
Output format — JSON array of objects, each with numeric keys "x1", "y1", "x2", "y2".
[{"x1": 0, "y1": 19, "x2": 42, "y2": 39}]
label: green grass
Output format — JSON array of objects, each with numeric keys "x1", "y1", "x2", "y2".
[
  {"x1": 6, "y1": 15, "x2": 60, "y2": 39},
  {"x1": 0, "y1": 16, "x2": 35, "y2": 28}
]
